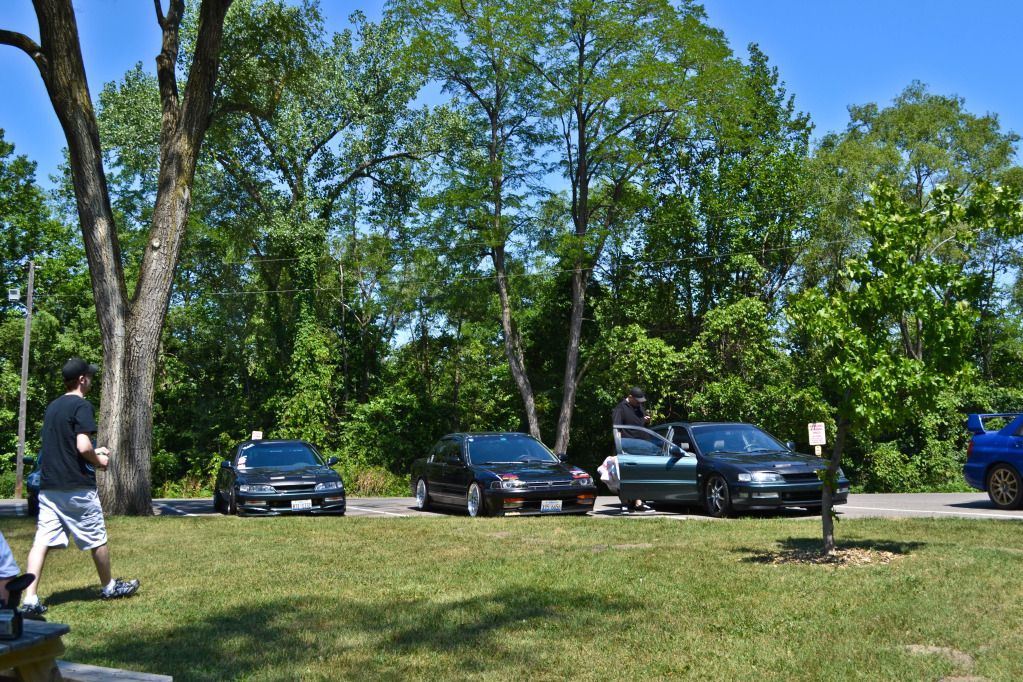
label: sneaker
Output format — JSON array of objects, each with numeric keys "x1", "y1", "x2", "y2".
[
  {"x1": 19, "y1": 602, "x2": 47, "y2": 620},
  {"x1": 101, "y1": 578, "x2": 139, "y2": 600},
  {"x1": 635, "y1": 503, "x2": 654, "y2": 512}
]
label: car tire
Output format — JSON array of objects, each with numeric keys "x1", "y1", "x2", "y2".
[
  {"x1": 414, "y1": 478, "x2": 432, "y2": 511},
  {"x1": 703, "y1": 475, "x2": 732, "y2": 518},
  {"x1": 987, "y1": 464, "x2": 1023, "y2": 510},
  {"x1": 228, "y1": 489, "x2": 238, "y2": 515},
  {"x1": 467, "y1": 482, "x2": 487, "y2": 518},
  {"x1": 213, "y1": 489, "x2": 225, "y2": 514}
]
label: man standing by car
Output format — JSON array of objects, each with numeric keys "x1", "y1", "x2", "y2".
[
  {"x1": 611, "y1": 387, "x2": 653, "y2": 513},
  {"x1": 19, "y1": 358, "x2": 139, "y2": 618}
]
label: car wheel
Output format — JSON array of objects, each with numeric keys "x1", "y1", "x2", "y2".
[
  {"x1": 415, "y1": 478, "x2": 432, "y2": 511},
  {"x1": 987, "y1": 465, "x2": 1023, "y2": 509},
  {"x1": 467, "y1": 482, "x2": 486, "y2": 518},
  {"x1": 704, "y1": 475, "x2": 732, "y2": 518}
]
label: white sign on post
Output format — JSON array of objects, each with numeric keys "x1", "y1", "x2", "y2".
[{"x1": 808, "y1": 422, "x2": 827, "y2": 446}]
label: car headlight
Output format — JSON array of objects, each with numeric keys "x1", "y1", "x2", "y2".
[
  {"x1": 239, "y1": 484, "x2": 276, "y2": 493},
  {"x1": 315, "y1": 481, "x2": 343, "y2": 491},
  {"x1": 737, "y1": 471, "x2": 783, "y2": 483},
  {"x1": 498, "y1": 479, "x2": 527, "y2": 489},
  {"x1": 572, "y1": 475, "x2": 593, "y2": 487}
]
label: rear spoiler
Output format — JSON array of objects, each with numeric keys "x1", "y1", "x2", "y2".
[{"x1": 966, "y1": 413, "x2": 1023, "y2": 435}]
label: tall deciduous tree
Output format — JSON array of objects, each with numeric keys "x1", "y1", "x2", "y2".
[
  {"x1": 0, "y1": 0, "x2": 234, "y2": 514},
  {"x1": 521, "y1": 0, "x2": 728, "y2": 453},
  {"x1": 393, "y1": 0, "x2": 550, "y2": 439}
]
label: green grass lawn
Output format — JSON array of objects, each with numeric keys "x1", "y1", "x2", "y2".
[{"x1": 1, "y1": 515, "x2": 1019, "y2": 681}]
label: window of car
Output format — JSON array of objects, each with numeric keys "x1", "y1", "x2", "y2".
[
  {"x1": 237, "y1": 442, "x2": 323, "y2": 470},
  {"x1": 438, "y1": 440, "x2": 462, "y2": 465},
  {"x1": 465, "y1": 435, "x2": 558, "y2": 465},
  {"x1": 620, "y1": 437, "x2": 664, "y2": 457},
  {"x1": 690, "y1": 424, "x2": 786, "y2": 454}
]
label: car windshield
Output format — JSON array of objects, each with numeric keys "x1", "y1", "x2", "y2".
[
  {"x1": 237, "y1": 442, "x2": 324, "y2": 470},
  {"x1": 466, "y1": 436, "x2": 559, "y2": 464},
  {"x1": 690, "y1": 424, "x2": 786, "y2": 454}
]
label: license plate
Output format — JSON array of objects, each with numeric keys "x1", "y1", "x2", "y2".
[
  {"x1": 540, "y1": 500, "x2": 562, "y2": 512},
  {"x1": 291, "y1": 499, "x2": 312, "y2": 510}
]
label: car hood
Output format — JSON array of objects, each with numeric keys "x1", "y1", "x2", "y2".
[
  {"x1": 236, "y1": 466, "x2": 339, "y2": 482},
  {"x1": 474, "y1": 461, "x2": 576, "y2": 479},
  {"x1": 708, "y1": 451, "x2": 824, "y2": 471}
]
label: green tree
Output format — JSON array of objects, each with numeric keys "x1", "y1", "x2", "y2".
[
  {"x1": 790, "y1": 182, "x2": 1023, "y2": 552},
  {"x1": 1, "y1": 1, "x2": 234, "y2": 513},
  {"x1": 521, "y1": 0, "x2": 729, "y2": 453}
]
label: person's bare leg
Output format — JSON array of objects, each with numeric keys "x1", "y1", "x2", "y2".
[
  {"x1": 90, "y1": 543, "x2": 112, "y2": 587},
  {"x1": 23, "y1": 542, "x2": 49, "y2": 601}
]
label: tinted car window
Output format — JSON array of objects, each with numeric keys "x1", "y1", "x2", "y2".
[
  {"x1": 620, "y1": 437, "x2": 664, "y2": 457},
  {"x1": 690, "y1": 424, "x2": 786, "y2": 453},
  {"x1": 466, "y1": 436, "x2": 558, "y2": 464},
  {"x1": 237, "y1": 443, "x2": 323, "y2": 470}
]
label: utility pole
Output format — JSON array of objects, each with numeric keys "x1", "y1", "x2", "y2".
[{"x1": 15, "y1": 260, "x2": 35, "y2": 500}]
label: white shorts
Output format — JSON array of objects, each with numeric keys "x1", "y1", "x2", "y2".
[
  {"x1": 35, "y1": 489, "x2": 108, "y2": 551},
  {"x1": 0, "y1": 533, "x2": 19, "y2": 578}
]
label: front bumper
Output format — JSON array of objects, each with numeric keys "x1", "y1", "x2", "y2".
[
  {"x1": 237, "y1": 490, "x2": 346, "y2": 516},
  {"x1": 730, "y1": 482, "x2": 849, "y2": 510},
  {"x1": 484, "y1": 488, "x2": 597, "y2": 516}
]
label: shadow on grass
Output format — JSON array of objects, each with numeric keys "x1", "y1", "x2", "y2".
[
  {"x1": 43, "y1": 586, "x2": 102, "y2": 608},
  {"x1": 737, "y1": 536, "x2": 927, "y2": 565},
  {"x1": 70, "y1": 586, "x2": 627, "y2": 681}
]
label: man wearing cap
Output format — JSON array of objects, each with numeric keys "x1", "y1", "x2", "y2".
[
  {"x1": 611, "y1": 387, "x2": 654, "y2": 513},
  {"x1": 20, "y1": 358, "x2": 139, "y2": 618}
]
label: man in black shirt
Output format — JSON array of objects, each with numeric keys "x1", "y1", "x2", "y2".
[
  {"x1": 20, "y1": 358, "x2": 139, "y2": 618},
  {"x1": 611, "y1": 387, "x2": 653, "y2": 513}
]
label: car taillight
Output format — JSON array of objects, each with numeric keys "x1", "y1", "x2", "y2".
[{"x1": 966, "y1": 440, "x2": 974, "y2": 460}]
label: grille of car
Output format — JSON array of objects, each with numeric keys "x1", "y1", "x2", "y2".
[
  {"x1": 781, "y1": 472, "x2": 820, "y2": 483},
  {"x1": 271, "y1": 481, "x2": 318, "y2": 493},
  {"x1": 524, "y1": 480, "x2": 574, "y2": 490}
]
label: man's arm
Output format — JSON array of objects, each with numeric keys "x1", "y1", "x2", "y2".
[{"x1": 76, "y1": 433, "x2": 109, "y2": 468}]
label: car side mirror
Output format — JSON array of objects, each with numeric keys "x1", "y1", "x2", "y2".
[
  {"x1": 785, "y1": 441, "x2": 797, "y2": 451},
  {"x1": 220, "y1": 460, "x2": 232, "y2": 470},
  {"x1": 669, "y1": 444, "x2": 685, "y2": 458},
  {"x1": 326, "y1": 456, "x2": 339, "y2": 466},
  {"x1": 557, "y1": 453, "x2": 568, "y2": 462},
  {"x1": 22, "y1": 456, "x2": 35, "y2": 467}
]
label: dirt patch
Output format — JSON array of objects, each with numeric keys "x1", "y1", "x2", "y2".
[
  {"x1": 904, "y1": 645, "x2": 975, "y2": 669},
  {"x1": 749, "y1": 546, "x2": 901, "y2": 566}
]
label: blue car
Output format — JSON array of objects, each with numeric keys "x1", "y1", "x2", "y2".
[{"x1": 964, "y1": 413, "x2": 1023, "y2": 509}]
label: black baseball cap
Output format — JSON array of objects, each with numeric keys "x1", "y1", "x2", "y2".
[
  {"x1": 629, "y1": 387, "x2": 647, "y2": 403},
  {"x1": 62, "y1": 358, "x2": 99, "y2": 382}
]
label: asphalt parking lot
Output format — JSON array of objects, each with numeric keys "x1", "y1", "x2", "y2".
[{"x1": 3, "y1": 492, "x2": 1020, "y2": 520}]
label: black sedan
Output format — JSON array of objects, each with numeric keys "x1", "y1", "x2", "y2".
[
  {"x1": 609, "y1": 422, "x2": 848, "y2": 517},
  {"x1": 410, "y1": 432, "x2": 597, "y2": 517},
  {"x1": 214, "y1": 439, "x2": 346, "y2": 516}
]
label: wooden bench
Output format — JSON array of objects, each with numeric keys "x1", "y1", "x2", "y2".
[
  {"x1": 0, "y1": 619, "x2": 68, "y2": 681},
  {"x1": 0, "y1": 620, "x2": 171, "y2": 682},
  {"x1": 56, "y1": 661, "x2": 171, "y2": 682}
]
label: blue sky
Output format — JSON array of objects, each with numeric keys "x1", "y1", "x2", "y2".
[{"x1": 1, "y1": 0, "x2": 1021, "y2": 184}]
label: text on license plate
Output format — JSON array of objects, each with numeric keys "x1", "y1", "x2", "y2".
[
  {"x1": 291, "y1": 499, "x2": 312, "y2": 510},
  {"x1": 540, "y1": 500, "x2": 562, "y2": 512}
]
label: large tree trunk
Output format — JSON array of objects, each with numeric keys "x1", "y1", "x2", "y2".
[
  {"x1": 3, "y1": 0, "x2": 233, "y2": 514},
  {"x1": 493, "y1": 246, "x2": 541, "y2": 440}
]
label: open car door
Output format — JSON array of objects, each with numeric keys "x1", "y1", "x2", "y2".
[{"x1": 613, "y1": 425, "x2": 699, "y2": 503}]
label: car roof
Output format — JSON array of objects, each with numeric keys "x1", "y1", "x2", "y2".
[
  {"x1": 444, "y1": 432, "x2": 534, "y2": 439},
  {"x1": 237, "y1": 439, "x2": 315, "y2": 447},
  {"x1": 654, "y1": 421, "x2": 756, "y2": 428}
]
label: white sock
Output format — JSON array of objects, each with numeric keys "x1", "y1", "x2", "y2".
[
  {"x1": 104, "y1": 579, "x2": 116, "y2": 592},
  {"x1": 22, "y1": 595, "x2": 38, "y2": 606}
]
